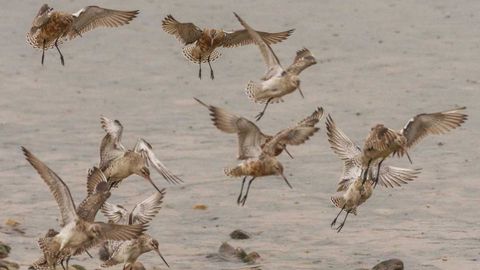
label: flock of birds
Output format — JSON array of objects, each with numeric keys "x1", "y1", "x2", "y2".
[{"x1": 23, "y1": 3, "x2": 469, "y2": 270}]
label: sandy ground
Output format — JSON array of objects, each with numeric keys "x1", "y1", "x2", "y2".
[{"x1": 0, "y1": 0, "x2": 479, "y2": 269}]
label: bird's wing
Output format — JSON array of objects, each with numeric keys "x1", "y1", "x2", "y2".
[
  {"x1": 262, "y1": 108, "x2": 323, "y2": 156},
  {"x1": 22, "y1": 147, "x2": 77, "y2": 227},
  {"x1": 101, "y1": 202, "x2": 128, "y2": 224},
  {"x1": 375, "y1": 166, "x2": 422, "y2": 188},
  {"x1": 401, "y1": 107, "x2": 467, "y2": 148},
  {"x1": 364, "y1": 126, "x2": 399, "y2": 153},
  {"x1": 285, "y1": 48, "x2": 317, "y2": 75},
  {"x1": 161, "y1": 14, "x2": 203, "y2": 44},
  {"x1": 86, "y1": 167, "x2": 108, "y2": 195},
  {"x1": 195, "y1": 98, "x2": 266, "y2": 159},
  {"x1": 325, "y1": 114, "x2": 362, "y2": 161},
  {"x1": 221, "y1": 28, "x2": 294, "y2": 48},
  {"x1": 99, "y1": 116, "x2": 125, "y2": 169},
  {"x1": 129, "y1": 189, "x2": 165, "y2": 225},
  {"x1": 133, "y1": 139, "x2": 183, "y2": 184},
  {"x1": 68, "y1": 6, "x2": 138, "y2": 39},
  {"x1": 94, "y1": 222, "x2": 146, "y2": 241},
  {"x1": 233, "y1": 12, "x2": 283, "y2": 77}
]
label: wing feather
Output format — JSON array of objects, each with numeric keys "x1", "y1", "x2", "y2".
[
  {"x1": 221, "y1": 28, "x2": 294, "y2": 48},
  {"x1": 161, "y1": 14, "x2": 202, "y2": 44},
  {"x1": 129, "y1": 190, "x2": 165, "y2": 225}
]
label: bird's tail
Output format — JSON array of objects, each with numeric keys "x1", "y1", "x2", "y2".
[{"x1": 182, "y1": 44, "x2": 221, "y2": 63}]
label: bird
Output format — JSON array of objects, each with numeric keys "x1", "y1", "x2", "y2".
[
  {"x1": 196, "y1": 104, "x2": 323, "y2": 206},
  {"x1": 22, "y1": 147, "x2": 147, "y2": 270},
  {"x1": 325, "y1": 115, "x2": 422, "y2": 232},
  {"x1": 99, "y1": 190, "x2": 169, "y2": 269},
  {"x1": 162, "y1": 14, "x2": 294, "y2": 79},
  {"x1": 195, "y1": 97, "x2": 323, "y2": 160},
  {"x1": 233, "y1": 12, "x2": 317, "y2": 121},
  {"x1": 358, "y1": 107, "x2": 467, "y2": 186},
  {"x1": 27, "y1": 4, "x2": 138, "y2": 65},
  {"x1": 99, "y1": 116, "x2": 182, "y2": 192}
]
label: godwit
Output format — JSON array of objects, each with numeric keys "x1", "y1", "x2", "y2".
[
  {"x1": 162, "y1": 14, "x2": 294, "y2": 79},
  {"x1": 196, "y1": 105, "x2": 323, "y2": 206},
  {"x1": 22, "y1": 147, "x2": 146, "y2": 270},
  {"x1": 359, "y1": 107, "x2": 467, "y2": 186},
  {"x1": 99, "y1": 190, "x2": 169, "y2": 269},
  {"x1": 195, "y1": 98, "x2": 323, "y2": 160},
  {"x1": 325, "y1": 115, "x2": 422, "y2": 232},
  {"x1": 99, "y1": 117, "x2": 182, "y2": 192},
  {"x1": 234, "y1": 13, "x2": 317, "y2": 121},
  {"x1": 27, "y1": 4, "x2": 138, "y2": 65}
]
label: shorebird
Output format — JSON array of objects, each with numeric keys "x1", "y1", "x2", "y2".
[
  {"x1": 99, "y1": 190, "x2": 169, "y2": 269},
  {"x1": 27, "y1": 4, "x2": 138, "y2": 66},
  {"x1": 23, "y1": 147, "x2": 146, "y2": 270},
  {"x1": 326, "y1": 115, "x2": 422, "y2": 232},
  {"x1": 233, "y1": 13, "x2": 317, "y2": 121},
  {"x1": 195, "y1": 98, "x2": 323, "y2": 160},
  {"x1": 162, "y1": 14, "x2": 294, "y2": 79},
  {"x1": 357, "y1": 107, "x2": 467, "y2": 186},
  {"x1": 195, "y1": 104, "x2": 324, "y2": 206},
  {"x1": 99, "y1": 117, "x2": 182, "y2": 192}
]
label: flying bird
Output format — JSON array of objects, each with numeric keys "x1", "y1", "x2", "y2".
[
  {"x1": 162, "y1": 14, "x2": 294, "y2": 79},
  {"x1": 27, "y1": 4, "x2": 138, "y2": 65},
  {"x1": 234, "y1": 12, "x2": 317, "y2": 121}
]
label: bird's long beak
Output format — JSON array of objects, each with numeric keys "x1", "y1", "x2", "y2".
[
  {"x1": 297, "y1": 87, "x2": 305, "y2": 98},
  {"x1": 156, "y1": 249, "x2": 170, "y2": 268},
  {"x1": 143, "y1": 174, "x2": 162, "y2": 193},
  {"x1": 405, "y1": 150, "x2": 413, "y2": 164},
  {"x1": 280, "y1": 173, "x2": 293, "y2": 189},
  {"x1": 284, "y1": 147, "x2": 294, "y2": 159}
]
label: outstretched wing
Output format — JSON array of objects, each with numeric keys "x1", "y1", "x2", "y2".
[
  {"x1": 285, "y1": 48, "x2": 317, "y2": 75},
  {"x1": 325, "y1": 114, "x2": 362, "y2": 161},
  {"x1": 221, "y1": 28, "x2": 294, "y2": 48},
  {"x1": 129, "y1": 190, "x2": 165, "y2": 225},
  {"x1": 101, "y1": 202, "x2": 128, "y2": 224},
  {"x1": 22, "y1": 147, "x2": 77, "y2": 227},
  {"x1": 262, "y1": 108, "x2": 323, "y2": 156},
  {"x1": 86, "y1": 167, "x2": 108, "y2": 195},
  {"x1": 68, "y1": 6, "x2": 138, "y2": 39},
  {"x1": 134, "y1": 139, "x2": 183, "y2": 184},
  {"x1": 162, "y1": 14, "x2": 203, "y2": 44},
  {"x1": 401, "y1": 107, "x2": 467, "y2": 148},
  {"x1": 99, "y1": 116, "x2": 125, "y2": 169},
  {"x1": 195, "y1": 98, "x2": 266, "y2": 159},
  {"x1": 233, "y1": 12, "x2": 283, "y2": 79},
  {"x1": 375, "y1": 166, "x2": 421, "y2": 188},
  {"x1": 94, "y1": 222, "x2": 146, "y2": 241}
]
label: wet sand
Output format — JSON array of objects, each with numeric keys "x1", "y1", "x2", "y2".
[{"x1": 0, "y1": 0, "x2": 479, "y2": 269}]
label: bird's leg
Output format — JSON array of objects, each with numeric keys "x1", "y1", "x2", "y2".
[
  {"x1": 59, "y1": 259, "x2": 66, "y2": 270},
  {"x1": 41, "y1": 39, "x2": 46, "y2": 65},
  {"x1": 255, "y1": 97, "x2": 273, "y2": 121},
  {"x1": 198, "y1": 57, "x2": 202, "y2": 79},
  {"x1": 240, "y1": 177, "x2": 256, "y2": 206},
  {"x1": 207, "y1": 55, "x2": 214, "y2": 80},
  {"x1": 54, "y1": 38, "x2": 64, "y2": 66},
  {"x1": 336, "y1": 210, "x2": 351, "y2": 233},
  {"x1": 373, "y1": 158, "x2": 385, "y2": 188},
  {"x1": 237, "y1": 176, "x2": 247, "y2": 205},
  {"x1": 362, "y1": 159, "x2": 372, "y2": 185},
  {"x1": 331, "y1": 205, "x2": 345, "y2": 228},
  {"x1": 65, "y1": 256, "x2": 71, "y2": 270}
]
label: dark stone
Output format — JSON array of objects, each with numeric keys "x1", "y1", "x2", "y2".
[
  {"x1": 230, "y1": 229, "x2": 250, "y2": 240},
  {"x1": 372, "y1": 259, "x2": 404, "y2": 270}
]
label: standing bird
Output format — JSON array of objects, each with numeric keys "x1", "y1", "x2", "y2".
[
  {"x1": 234, "y1": 13, "x2": 317, "y2": 121},
  {"x1": 195, "y1": 97, "x2": 323, "y2": 159},
  {"x1": 22, "y1": 147, "x2": 146, "y2": 270},
  {"x1": 99, "y1": 117, "x2": 182, "y2": 192},
  {"x1": 27, "y1": 4, "x2": 138, "y2": 65},
  {"x1": 196, "y1": 104, "x2": 324, "y2": 206},
  {"x1": 359, "y1": 107, "x2": 467, "y2": 186},
  {"x1": 325, "y1": 115, "x2": 422, "y2": 232},
  {"x1": 99, "y1": 191, "x2": 169, "y2": 269},
  {"x1": 162, "y1": 14, "x2": 294, "y2": 79}
]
